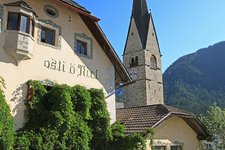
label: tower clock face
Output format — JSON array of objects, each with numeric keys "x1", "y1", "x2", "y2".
[{"x1": 128, "y1": 68, "x2": 139, "y2": 80}]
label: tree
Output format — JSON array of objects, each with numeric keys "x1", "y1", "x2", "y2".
[{"x1": 201, "y1": 105, "x2": 225, "y2": 150}]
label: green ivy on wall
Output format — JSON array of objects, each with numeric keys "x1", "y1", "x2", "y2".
[{"x1": 0, "y1": 79, "x2": 153, "y2": 149}]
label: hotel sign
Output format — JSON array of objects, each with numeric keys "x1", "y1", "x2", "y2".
[{"x1": 44, "y1": 58, "x2": 98, "y2": 79}]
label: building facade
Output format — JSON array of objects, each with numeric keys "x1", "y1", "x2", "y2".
[
  {"x1": 117, "y1": 104, "x2": 209, "y2": 150},
  {"x1": 0, "y1": 0, "x2": 130, "y2": 129}
]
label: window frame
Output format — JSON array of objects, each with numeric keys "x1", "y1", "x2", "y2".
[
  {"x1": 153, "y1": 146, "x2": 167, "y2": 150},
  {"x1": 76, "y1": 39, "x2": 88, "y2": 56},
  {"x1": 7, "y1": 12, "x2": 34, "y2": 36},
  {"x1": 130, "y1": 56, "x2": 138, "y2": 68},
  {"x1": 74, "y1": 33, "x2": 93, "y2": 59},
  {"x1": 150, "y1": 55, "x2": 157, "y2": 70},
  {"x1": 170, "y1": 145, "x2": 183, "y2": 150},
  {"x1": 41, "y1": 26, "x2": 56, "y2": 46},
  {"x1": 7, "y1": 12, "x2": 19, "y2": 31}
]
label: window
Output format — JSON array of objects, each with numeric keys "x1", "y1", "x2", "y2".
[
  {"x1": 29, "y1": 19, "x2": 34, "y2": 36},
  {"x1": 38, "y1": 19, "x2": 61, "y2": 49},
  {"x1": 7, "y1": 13, "x2": 19, "y2": 30},
  {"x1": 44, "y1": 5, "x2": 59, "y2": 18},
  {"x1": 150, "y1": 55, "x2": 157, "y2": 69},
  {"x1": 41, "y1": 26, "x2": 55, "y2": 45},
  {"x1": 7, "y1": 12, "x2": 34, "y2": 36},
  {"x1": 75, "y1": 33, "x2": 93, "y2": 58},
  {"x1": 130, "y1": 56, "x2": 138, "y2": 67},
  {"x1": 135, "y1": 56, "x2": 138, "y2": 65},
  {"x1": 20, "y1": 15, "x2": 29, "y2": 33},
  {"x1": 76, "y1": 40, "x2": 87, "y2": 56},
  {"x1": 153, "y1": 146, "x2": 166, "y2": 150},
  {"x1": 171, "y1": 146, "x2": 182, "y2": 150}
]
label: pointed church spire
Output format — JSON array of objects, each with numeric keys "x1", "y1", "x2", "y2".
[
  {"x1": 132, "y1": 0, "x2": 150, "y2": 48},
  {"x1": 123, "y1": 0, "x2": 164, "y2": 107}
]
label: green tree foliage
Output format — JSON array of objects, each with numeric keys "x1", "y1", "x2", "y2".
[
  {"x1": 0, "y1": 77, "x2": 14, "y2": 150},
  {"x1": 108, "y1": 122, "x2": 153, "y2": 150},
  {"x1": 201, "y1": 105, "x2": 225, "y2": 149},
  {"x1": 88, "y1": 88, "x2": 112, "y2": 149},
  {"x1": 164, "y1": 41, "x2": 225, "y2": 114}
]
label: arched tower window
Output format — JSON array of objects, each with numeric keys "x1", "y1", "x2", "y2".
[
  {"x1": 131, "y1": 57, "x2": 135, "y2": 64},
  {"x1": 150, "y1": 55, "x2": 157, "y2": 69},
  {"x1": 130, "y1": 57, "x2": 138, "y2": 67},
  {"x1": 135, "y1": 56, "x2": 138, "y2": 65}
]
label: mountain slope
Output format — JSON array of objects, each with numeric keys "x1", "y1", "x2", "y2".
[{"x1": 164, "y1": 41, "x2": 225, "y2": 114}]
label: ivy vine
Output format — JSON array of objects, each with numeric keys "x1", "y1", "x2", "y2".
[{"x1": 0, "y1": 79, "x2": 153, "y2": 149}]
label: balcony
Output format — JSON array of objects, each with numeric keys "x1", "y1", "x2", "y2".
[{"x1": 4, "y1": 30, "x2": 34, "y2": 65}]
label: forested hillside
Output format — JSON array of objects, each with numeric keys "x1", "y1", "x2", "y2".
[{"x1": 164, "y1": 41, "x2": 225, "y2": 114}]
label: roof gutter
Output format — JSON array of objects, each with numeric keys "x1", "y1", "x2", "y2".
[
  {"x1": 152, "y1": 112, "x2": 172, "y2": 128},
  {"x1": 152, "y1": 112, "x2": 211, "y2": 140},
  {"x1": 94, "y1": 23, "x2": 132, "y2": 82},
  {"x1": 54, "y1": 0, "x2": 100, "y2": 22},
  {"x1": 152, "y1": 112, "x2": 196, "y2": 128}
]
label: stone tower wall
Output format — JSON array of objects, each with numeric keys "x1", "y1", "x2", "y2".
[{"x1": 122, "y1": 0, "x2": 164, "y2": 108}]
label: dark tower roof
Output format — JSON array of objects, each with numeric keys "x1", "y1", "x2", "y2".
[{"x1": 132, "y1": 0, "x2": 150, "y2": 49}]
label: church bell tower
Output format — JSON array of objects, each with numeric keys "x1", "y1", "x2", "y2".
[{"x1": 123, "y1": 0, "x2": 164, "y2": 107}]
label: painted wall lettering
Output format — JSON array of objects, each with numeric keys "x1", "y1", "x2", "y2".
[{"x1": 44, "y1": 58, "x2": 98, "y2": 79}]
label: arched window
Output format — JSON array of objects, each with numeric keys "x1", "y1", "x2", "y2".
[
  {"x1": 150, "y1": 55, "x2": 157, "y2": 69},
  {"x1": 135, "y1": 56, "x2": 138, "y2": 65},
  {"x1": 131, "y1": 57, "x2": 135, "y2": 64},
  {"x1": 130, "y1": 57, "x2": 138, "y2": 67}
]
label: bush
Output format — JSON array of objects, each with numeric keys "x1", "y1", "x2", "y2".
[
  {"x1": 108, "y1": 121, "x2": 149, "y2": 150},
  {"x1": 0, "y1": 79, "x2": 149, "y2": 150},
  {"x1": 15, "y1": 82, "x2": 92, "y2": 150}
]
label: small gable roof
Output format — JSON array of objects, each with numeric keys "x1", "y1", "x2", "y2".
[{"x1": 116, "y1": 104, "x2": 210, "y2": 140}]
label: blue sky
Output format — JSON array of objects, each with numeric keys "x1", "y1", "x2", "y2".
[{"x1": 75, "y1": 0, "x2": 225, "y2": 72}]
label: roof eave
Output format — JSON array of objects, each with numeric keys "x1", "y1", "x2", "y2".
[
  {"x1": 79, "y1": 14, "x2": 131, "y2": 83},
  {"x1": 54, "y1": 0, "x2": 100, "y2": 22},
  {"x1": 153, "y1": 112, "x2": 210, "y2": 140},
  {"x1": 96, "y1": 24, "x2": 132, "y2": 82}
]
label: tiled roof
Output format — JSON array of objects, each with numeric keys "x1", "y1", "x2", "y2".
[
  {"x1": 116, "y1": 104, "x2": 196, "y2": 134},
  {"x1": 61, "y1": 0, "x2": 90, "y2": 13}
]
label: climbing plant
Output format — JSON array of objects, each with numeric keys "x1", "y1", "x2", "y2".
[
  {"x1": 0, "y1": 79, "x2": 151, "y2": 150},
  {"x1": 88, "y1": 88, "x2": 112, "y2": 149},
  {"x1": 0, "y1": 77, "x2": 14, "y2": 150},
  {"x1": 14, "y1": 82, "x2": 92, "y2": 150}
]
